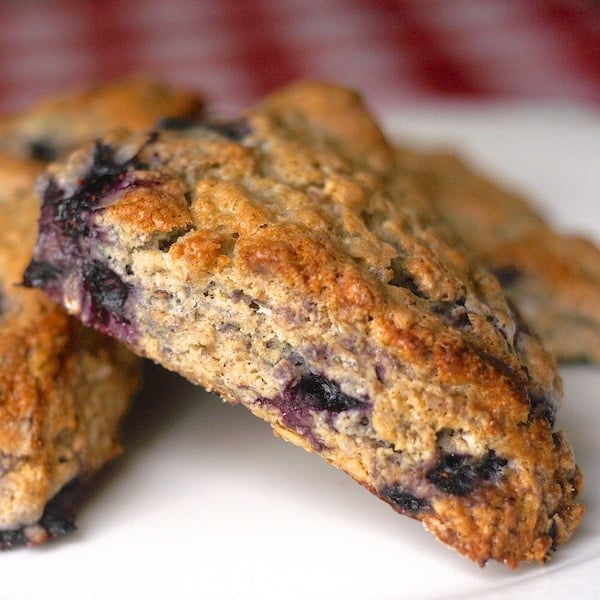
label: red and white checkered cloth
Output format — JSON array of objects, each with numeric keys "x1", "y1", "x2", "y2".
[{"x1": 0, "y1": 0, "x2": 598, "y2": 115}]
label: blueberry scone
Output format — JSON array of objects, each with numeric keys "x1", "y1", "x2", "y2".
[
  {"x1": 0, "y1": 155, "x2": 140, "y2": 548},
  {"x1": 0, "y1": 78, "x2": 203, "y2": 548},
  {"x1": 24, "y1": 83, "x2": 583, "y2": 567},
  {"x1": 0, "y1": 76, "x2": 203, "y2": 162},
  {"x1": 394, "y1": 147, "x2": 600, "y2": 364}
]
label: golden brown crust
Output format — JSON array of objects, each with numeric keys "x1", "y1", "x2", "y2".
[
  {"x1": 0, "y1": 76, "x2": 203, "y2": 162},
  {"x1": 394, "y1": 148, "x2": 600, "y2": 363},
  {"x1": 26, "y1": 82, "x2": 583, "y2": 565}
]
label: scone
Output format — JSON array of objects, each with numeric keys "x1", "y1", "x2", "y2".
[
  {"x1": 394, "y1": 147, "x2": 600, "y2": 364},
  {"x1": 0, "y1": 155, "x2": 139, "y2": 548},
  {"x1": 0, "y1": 76, "x2": 203, "y2": 162},
  {"x1": 24, "y1": 82, "x2": 583, "y2": 567},
  {"x1": 0, "y1": 78, "x2": 203, "y2": 548}
]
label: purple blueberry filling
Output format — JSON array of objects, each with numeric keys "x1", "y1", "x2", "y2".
[
  {"x1": 289, "y1": 374, "x2": 368, "y2": 413},
  {"x1": 41, "y1": 144, "x2": 141, "y2": 239},
  {"x1": 259, "y1": 373, "x2": 370, "y2": 449},
  {"x1": 426, "y1": 450, "x2": 508, "y2": 496},
  {"x1": 82, "y1": 260, "x2": 131, "y2": 326},
  {"x1": 381, "y1": 486, "x2": 430, "y2": 514}
]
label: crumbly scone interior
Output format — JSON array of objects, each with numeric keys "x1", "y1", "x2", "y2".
[{"x1": 25, "y1": 82, "x2": 583, "y2": 566}]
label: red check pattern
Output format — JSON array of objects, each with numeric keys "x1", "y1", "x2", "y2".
[{"x1": 0, "y1": 0, "x2": 598, "y2": 114}]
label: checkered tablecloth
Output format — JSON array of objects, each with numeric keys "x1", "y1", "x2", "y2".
[{"x1": 0, "y1": 0, "x2": 599, "y2": 115}]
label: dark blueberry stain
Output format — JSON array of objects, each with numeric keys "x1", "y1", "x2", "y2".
[
  {"x1": 82, "y1": 260, "x2": 130, "y2": 325},
  {"x1": 528, "y1": 390, "x2": 556, "y2": 426},
  {"x1": 0, "y1": 288, "x2": 4, "y2": 318},
  {"x1": 426, "y1": 450, "x2": 508, "y2": 496},
  {"x1": 388, "y1": 260, "x2": 427, "y2": 299},
  {"x1": 202, "y1": 118, "x2": 253, "y2": 141},
  {"x1": 493, "y1": 266, "x2": 521, "y2": 288},
  {"x1": 257, "y1": 373, "x2": 369, "y2": 450},
  {"x1": 381, "y1": 486, "x2": 430, "y2": 514},
  {"x1": 22, "y1": 260, "x2": 61, "y2": 289},
  {"x1": 29, "y1": 139, "x2": 58, "y2": 162}
]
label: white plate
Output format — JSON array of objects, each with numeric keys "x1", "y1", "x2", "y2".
[{"x1": 3, "y1": 104, "x2": 599, "y2": 599}]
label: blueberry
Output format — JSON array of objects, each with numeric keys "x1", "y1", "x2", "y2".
[
  {"x1": 0, "y1": 526, "x2": 27, "y2": 549},
  {"x1": 41, "y1": 136, "x2": 155, "y2": 239},
  {"x1": 528, "y1": 391, "x2": 556, "y2": 426},
  {"x1": 28, "y1": 139, "x2": 57, "y2": 162},
  {"x1": 22, "y1": 260, "x2": 61, "y2": 289},
  {"x1": 426, "y1": 450, "x2": 508, "y2": 496},
  {"x1": 257, "y1": 372, "x2": 369, "y2": 450},
  {"x1": 493, "y1": 266, "x2": 521, "y2": 287},
  {"x1": 284, "y1": 374, "x2": 367, "y2": 413},
  {"x1": 82, "y1": 260, "x2": 130, "y2": 325},
  {"x1": 37, "y1": 494, "x2": 77, "y2": 539},
  {"x1": 76, "y1": 140, "x2": 147, "y2": 204},
  {"x1": 0, "y1": 480, "x2": 77, "y2": 549},
  {"x1": 381, "y1": 486, "x2": 430, "y2": 514}
]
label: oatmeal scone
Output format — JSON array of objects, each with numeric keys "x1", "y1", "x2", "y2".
[
  {"x1": 0, "y1": 76, "x2": 203, "y2": 162},
  {"x1": 0, "y1": 156, "x2": 139, "y2": 548},
  {"x1": 24, "y1": 83, "x2": 583, "y2": 567},
  {"x1": 394, "y1": 147, "x2": 600, "y2": 364},
  {"x1": 0, "y1": 77, "x2": 203, "y2": 548}
]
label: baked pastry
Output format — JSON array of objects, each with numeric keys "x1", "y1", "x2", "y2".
[
  {"x1": 0, "y1": 76, "x2": 203, "y2": 162},
  {"x1": 24, "y1": 82, "x2": 583, "y2": 566},
  {"x1": 0, "y1": 155, "x2": 139, "y2": 548},
  {"x1": 0, "y1": 77, "x2": 203, "y2": 548},
  {"x1": 394, "y1": 147, "x2": 600, "y2": 364}
]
